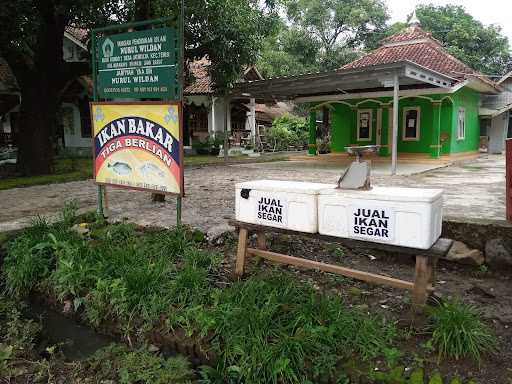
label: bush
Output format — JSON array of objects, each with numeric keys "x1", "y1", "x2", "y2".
[
  {"x1": 200, "y1": 273, "x2": 397, "y2": 384},
  {"x1": 428, "y1": 300, "x2": 496, "y2": 361},
  {"x1": 82, "y1": 344, "x2": 195, "y2": 384},
  {"x1": 268, "y1": 113, "x2": 308, "y2": 151},
  {"x1": 3, "y1": 210, "x2": 399, "y2": 384}
]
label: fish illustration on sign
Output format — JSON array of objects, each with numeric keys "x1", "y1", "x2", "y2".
[
  {"x1": 140, "y1": 163, "x2": 165, "y2": 178},
  {"x1": 108, "y1": 161, "x2": 132, "y2": 175}
]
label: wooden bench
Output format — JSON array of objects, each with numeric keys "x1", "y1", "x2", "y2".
[{"x1": 229, "y1": 220, "x2": 453, "y2": 314}]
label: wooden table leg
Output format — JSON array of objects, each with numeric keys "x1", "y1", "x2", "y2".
[
  {"x1": 235, "y1": 228, "x2": 249, "y2": 277},
  {"x1": 412, "y1": 255, "x2": 433, "y2": 313},
  {"x1": 256, "y1": 232, "x2": 267, "y2": 250}
]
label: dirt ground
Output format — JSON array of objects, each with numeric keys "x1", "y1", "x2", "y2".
[
  {"x1": 231, "y1": 233, "x2": 512, "y2": 383},
  {"x1": 0, "y1": 154, "x2": 506, "y2": 235}
]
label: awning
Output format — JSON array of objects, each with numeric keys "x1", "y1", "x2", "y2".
[{"x1": 231, "y1": 61, "x2": 458, "y2": 101}]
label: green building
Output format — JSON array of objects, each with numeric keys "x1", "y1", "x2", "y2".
[{"x1": 233, "y1": 16, "x2": 501, "y2": 169}]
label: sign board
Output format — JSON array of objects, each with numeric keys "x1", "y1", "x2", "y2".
[
  {"x1": 96, "y1": 27, "x2": 178, "y2": 99},
  {"x1": 349, "y1": 205, "x2": 394, "y2": 242},
  {"x1": 256, "y1": 196, "x2": 288, "y2": 226},
  {"x1": 91, "y1": 102, "x2": 183, "y2": 195}
]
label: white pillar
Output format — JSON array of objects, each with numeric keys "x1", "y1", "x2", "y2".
[
  {"x1": 211, "y1": 97, "x2": 216, "y2": 138},
  {"x1": 249, "y1": 98, "x2": 256, "y2": 147},
  {"x1": 227, "y1": 99, "x2": 232, "y2": 133},
  {"x1": 392, "y1": 73, "x2": 399, "y2": 175},
  {"x1": 223, "y1": 96, "x2": 230, "y2": 161}
]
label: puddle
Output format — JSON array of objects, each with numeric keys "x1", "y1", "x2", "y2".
[{"x1": 26, "y1": 298, "x2": 114, "y2": 360}]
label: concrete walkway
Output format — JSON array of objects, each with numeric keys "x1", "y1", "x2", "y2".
[{"x1": 0, "y1": 154, "x2": 505, "y2": 236}]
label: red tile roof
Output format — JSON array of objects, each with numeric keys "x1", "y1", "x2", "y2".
[
  {"x1": 185, "y1": 57, "x2": 213, "y2": 95},
  {"x1": 0, "y1": 58, "x2": 18, "y2": 92},
  {"x1": 341, "y1": 25, "x2": 485, "y2": 84}
]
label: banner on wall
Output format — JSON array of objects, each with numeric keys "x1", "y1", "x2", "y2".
[{"x1": 91, "y1": 102, "x2": 183, "y2": 196}]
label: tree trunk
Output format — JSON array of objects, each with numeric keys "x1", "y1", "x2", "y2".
[
  {"x1": 12, "y1": 8, "x2": 66, "y2": 176},
  {"x1": 16, "y1": 78, "x2": 57, "y2": 175}
]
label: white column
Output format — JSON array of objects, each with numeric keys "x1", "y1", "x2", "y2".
[
  {"x1": 392, "y1": 73, "x2": 399, "y2": 175},
  {"x1": 249, "y1": 98, "x2": 256, "y2": 147},
  {"x1": 210, "y1": 97, "x2": 216, "y2": 138},
  {"x1": 227, "y1": 99, "x2": 232, "y2": 133}
]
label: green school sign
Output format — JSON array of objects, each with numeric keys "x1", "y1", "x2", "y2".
[{"x1": 96, "y1": 27, "x2": 178, "y2": 99}]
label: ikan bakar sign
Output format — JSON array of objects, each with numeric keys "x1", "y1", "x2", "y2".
[
  {"x1": 91, "y1": 102, "x2": 183, "y2": 195},
  {"x1": 349, "y1": 206, "x2": 394, "y2": 242}
]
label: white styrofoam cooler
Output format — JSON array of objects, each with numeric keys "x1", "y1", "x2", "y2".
[
  {"x1": 235, "y1": 180, "x2": 334, "y2": 233},
  {"x1": 318, "y1": 186, "x2": 443, "y2": 249}
]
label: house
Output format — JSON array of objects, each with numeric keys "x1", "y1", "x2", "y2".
[
  {"x1": 183, "y1": 58, "x2": 273, "y2": 148},
  {"x1": 1, "y1": 44, "x2": 280, "y2": 154},
  {"x1": 0, "y1": 27, "x2": 92, "y2": 154},
  {"x1": 232, "y1": 12, "x2": 501, "y2": 170},
  {"x1": 480, "y1": 72, "x2": 512, "y2": 154}
]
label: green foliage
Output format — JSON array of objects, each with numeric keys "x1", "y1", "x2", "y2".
[
  {"x1": 83, "y1": 344, "x2": 195, "y2": 384},
  {"x1": 415, "y1": 5, "x2": 511, "y2": 75},
  {"x1": 258, "y1": 0, "x2": 389, "y2": 76},
  {"x1": 428, "y1": 300, "x2": 496, "y2": 361},
  {"x1": 3, "y1": 212, "x2": 399, "y2": 383},
  {"x1": 200, "y1": 273, "x2": 396, "y2": 384},
  {"x1": 268, "y1": 113, "x2": 308, "y2": 150}
]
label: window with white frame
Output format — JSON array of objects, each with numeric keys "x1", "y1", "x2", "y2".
[
  {"x1": 457, "y1": 108, "x2": 465, "y2": 140},
  {"x1": 357, "y1": 109, "x2": 372, "y2": 141},
  {"x1": 402, "y1": 107, "x2": 421, "y2": 141}
]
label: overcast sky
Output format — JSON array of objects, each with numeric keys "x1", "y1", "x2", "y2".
[{"x1": 387, "y1": 0, "x2": 512, "y2": 43}]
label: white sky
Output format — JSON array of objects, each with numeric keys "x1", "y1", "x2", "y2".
[{"x1": 386, "y1": 0, "x2": 512, "y2": 43}]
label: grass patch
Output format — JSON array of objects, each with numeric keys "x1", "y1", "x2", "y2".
[
  {"x1": 0, "y1": 153, "x2": 289, "y2": 190},
  {"x1": 0, "y1": 157, "x2": 93, "y2": 190},
  {"x1": 2, "y1": 205, "x2": 399, "y2": 383},
  {"x1": 80, "y1": 344, "x2": 195, "y2": 383},
  {"x1": 428, "y1": 300, "x2": 496, "y2": 362},
  {"x1": 0, "y1": 292, "x2": 195, "y2": 383}
]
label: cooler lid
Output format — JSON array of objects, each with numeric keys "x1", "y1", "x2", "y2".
[
  {"x1": 319, "y1": 186, "x2": 443, "y2": 203},
  {"x1": 236, "y1": 180, "x2": 336, "y2": 195}
]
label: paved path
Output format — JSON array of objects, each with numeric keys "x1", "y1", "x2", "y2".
[{"x1": 0, "y1": 154, "x2": 505, "y2": 236}]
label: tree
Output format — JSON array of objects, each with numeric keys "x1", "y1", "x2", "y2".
[
  {"x1": 258, "y1": 0, "x2": 388, "y2": 77},
  {"x1": 284, "y1": 0, "x2": 388, "y2": 70},
  {"x1": 152, "y1": 0, "x2": 278, "y2": 92},
  {"x1": 258, "y1": 24, "x2": 321, "y2": 78},
  {"x1": 415, "y1": 5, "x2": 511, "y2": 76},
  {"x1": 0, "y1": 0, "x2": 124, "y2": 175},
  {"x1": 1, "y1": 0, "x2": 276, "y2": 175}
]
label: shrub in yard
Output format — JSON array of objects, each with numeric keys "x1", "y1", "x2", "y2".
[
  {"x1": 3, "y1": 213, "x2": 399, "y2": 384},
  {"x1": 200, "y1": 273, "x2": 397, "y2": 384},
  {"x1": 427, "y1": 300, "x2": 496, "y2": 361},
  {"x1": 268, "y1": 113, "x2": 308, "y2": 150},
  {"x1": 81, "y1": 344, "x2": 195, "y2": 384}
]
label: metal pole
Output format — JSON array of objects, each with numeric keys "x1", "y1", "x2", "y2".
[
  {"x1": 391, "y1": 73, "x2": 399, "y2": 176},
  {"x1": 91, "y1": 31, "x2": 105, "y2": 217},
  {"x1": 176, "y1": 0, "x2": 185, "y2": 226}
]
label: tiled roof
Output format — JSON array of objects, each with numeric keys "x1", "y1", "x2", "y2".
[
  {"x1": 65, "y1": 26, "x2": 89, "y2": 44},
  {"x1": 341, "y1": 26, "x2": 484, "y2": 83},
  {"x1": 185, "y1": 58, "x2": 213, "y2": 95},
  {"x1": 0, "y1": 58, "x2": 18, "y2": 92}
]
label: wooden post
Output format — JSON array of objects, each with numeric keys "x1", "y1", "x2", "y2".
[
  {"x1": 256, "y1": 232, "x2": 266, "y2": 250},
  {"x1": 235, "y1": 228, "x2": 249, "y2": 277},
  {"x1": 412, "y1": 255, "x2": 432, "y2": 311}
]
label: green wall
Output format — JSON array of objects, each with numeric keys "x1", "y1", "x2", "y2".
[
  {"x1": 447, "y1": 87, "x2": 480, "y2": 153},
  {"x1": 322, "y1": 86, "x2": 480, "y2": 155},
  {"x1": 330, "y1": 104, "x2": 354, "y2": 152}
]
